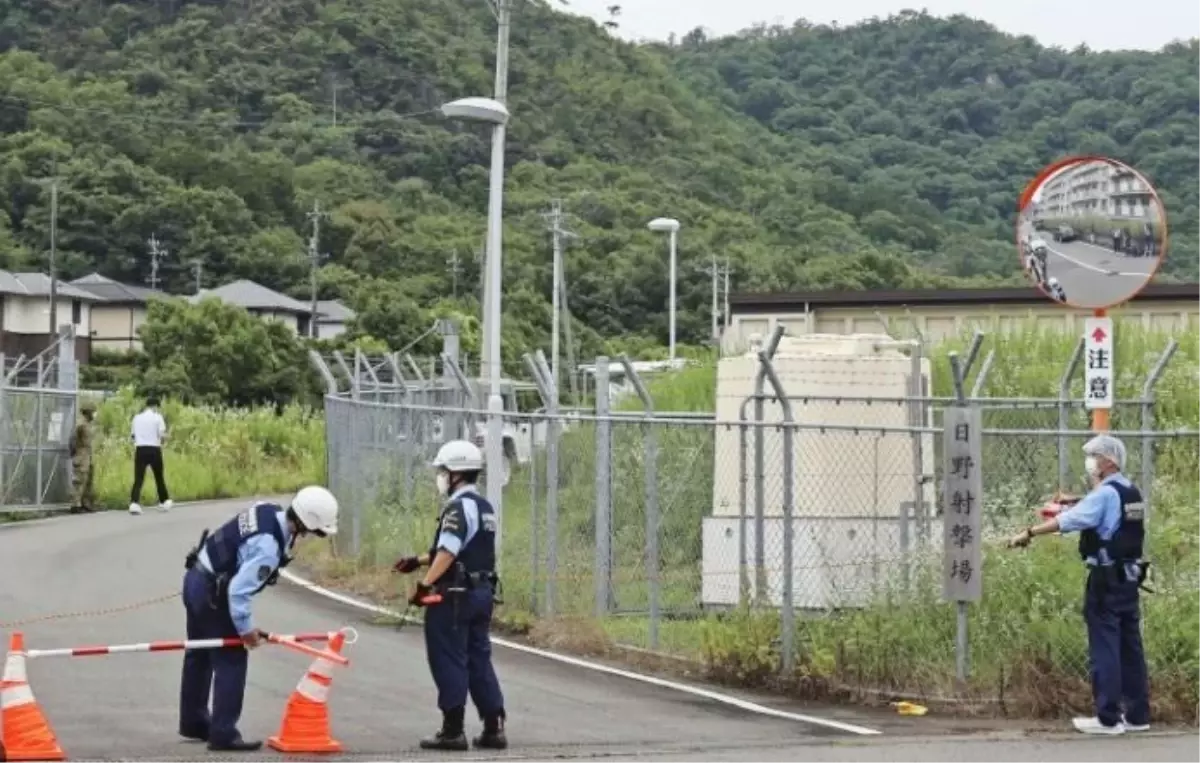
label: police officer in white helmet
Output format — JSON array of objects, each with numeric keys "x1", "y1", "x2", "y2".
[
  {"x1": 393, "y1": 439, "x2": 507, "y2": 751},
  {"x1": 178, "y1": 486, "x2": 339, "y2": 751}
]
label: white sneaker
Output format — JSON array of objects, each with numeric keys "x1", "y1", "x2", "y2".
[
  {"x1": 1122, "y1": 715, "x2": 1150, "y2": 732},
  {"x1": 1072, "y1": 716, "x2": 1125, "y2": 735},
  {"x1": 129, "y1": 503, "x2": 143, "y2": 515},
  {"x1": 158, "y1": 499, "x2": 174, "y2": 512}
]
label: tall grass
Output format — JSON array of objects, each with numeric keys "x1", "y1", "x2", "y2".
[{"x1": 90, "y1": 388, "x2": 326, "y2": 507}]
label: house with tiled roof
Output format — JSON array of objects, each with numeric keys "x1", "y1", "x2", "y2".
[{"x1": 70, "y1": 273, "x2": 165, "y2": 352}]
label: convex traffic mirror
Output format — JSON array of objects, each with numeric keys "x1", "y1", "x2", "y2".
[{"x1": 1017, "y1": 156, "x2": 1168, "y2": 310}]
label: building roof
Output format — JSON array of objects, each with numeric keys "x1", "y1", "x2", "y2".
[
  {"x1": 316, "y1": 300, "x2": 356, "y2": 322},
  {"x1": 70, "y1": 273, "x2": 163, "y2": 304},
  {"x1": 0, "y1": 270, "x2": 103, "y2": 301},
  {"x1": 191, "y1": 279, "x2": 314, "y2": 314},
  {"x1": 729, "y1": 282, "x2": 1199, "y2": 313}
]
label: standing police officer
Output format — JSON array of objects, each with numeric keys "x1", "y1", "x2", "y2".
[
  {"x1": 1007, "y1": 435, "x2": 1150, "y2": 735},
  {"x1": 394, "y1": 439, "x2": 507, "y2": 751},
  {"x1": 178, "y1": 486, "x2": 340, "y2": 751}
]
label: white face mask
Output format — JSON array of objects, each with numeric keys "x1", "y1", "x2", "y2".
[
  {"x1": 1085, "y1": 456, "x2": 1101, "y2": 479},
  {"x1": 436, "y1": 472, "x2": 450, "y2": 496}
]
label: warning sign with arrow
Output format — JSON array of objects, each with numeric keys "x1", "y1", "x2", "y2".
[{"x1": 1083, "y1": 316, "x2": 1114, "y2": 410}]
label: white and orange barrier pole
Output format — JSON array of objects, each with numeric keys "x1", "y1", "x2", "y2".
[
  {"x1": 2, "y1": 627, "x2": 358, "y2": 761},
  {"x1": 21, "y1": 631, "x2": 351, "y2": 666}
]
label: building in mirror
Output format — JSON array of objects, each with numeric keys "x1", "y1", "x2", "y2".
[{"x1": 1017, "y1": 157, "x2": 1168, "y2": 310}]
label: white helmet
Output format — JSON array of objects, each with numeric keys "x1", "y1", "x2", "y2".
[
  {"x1": 290, "y1": 485, "x2": 339, "y2": 536},
  {"x1": 432, "y1": 440, "x2": 484, "y2": 473}
]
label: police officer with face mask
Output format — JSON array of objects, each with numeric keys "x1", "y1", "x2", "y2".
[
  {"x1": 393, "y1": 439, "x2": 507, "y2": 751},
  {"x1": 1007, "y1": 435, "x2": 1150, "y2": 735},
  {"x1": 178, "y1": 486, "x2": 340, "y2": 751}
]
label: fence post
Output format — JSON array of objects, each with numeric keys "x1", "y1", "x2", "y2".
[
  {"x1": 737, "y1": 399, "x2": 751, "y2": 604},
  {"x1": 0, "y1": 363, "x2": 6, "y2": 507},
  {"x1": 757, "y1": 350, "x2": 795, "y2": 675},
  {"x1": 1140, "y1": 339, "x2": 1178, "y2": 517},
  {"x1": 534, "y1": 350, "x2": 560, "y2": 618},
  {"x1": 523, "y1": 353, "x2": 551, "y2": 616},
  {"x1": 753, "y1": 326, "x2": 786, "y2": 605},
  {"x1": 594, "y1": 356, "x2": 613, "y2": 618},
  {"x1": 34, "y1": 355, "x2": 45, "y2": 507},
  {"x1": 1057, "y1": 337, "x2": 1085, "y2": 489},
  {"x1": 619, "y1": 354, "x2": 659, "y2": 649},
  {"x1": 905, "y1": 339, "x2": 925, "y2": 592},
  {"x1": 57, "y1": 325, "x2": 78, "y2": 392},
  {"x1": 946, "y1": 351, "x2": 980, "y2": 684}
]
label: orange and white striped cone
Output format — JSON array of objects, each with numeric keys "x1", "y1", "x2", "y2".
[
  {"x1": 266, "y1": 630, "x2": 346, "y2": 754},
  {"x1": 1, "y1": 632, "x2": 66, "y2": 762}
]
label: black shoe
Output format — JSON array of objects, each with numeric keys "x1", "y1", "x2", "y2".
[
  {"x1": 207, "y1": 738, "x2": 263, "y2": 752},
  {"x1": 473, "y1": 729, "x2": 507, "y2": 749},
  {"x1": 419, "y1": 729, "x2": 469, "y2": 751},
  {"x1": 178, "y1": 727, "x2": 208, "y2": 743}
]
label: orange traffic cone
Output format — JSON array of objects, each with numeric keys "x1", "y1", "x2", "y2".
[
  {"x1": 0, "y1": 632, "x2": 66, "y2": 762},
  {"x1": 267, "y1": 631, "x2": 347, "y2": 754}
]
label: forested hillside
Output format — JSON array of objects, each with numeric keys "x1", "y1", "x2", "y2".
[
  {"x1": 1, "y1": 2, "x2": 1196, "y2": 360},
  {"x1": 668, "y1": 12, "x2": 1199, "y2": 283}
]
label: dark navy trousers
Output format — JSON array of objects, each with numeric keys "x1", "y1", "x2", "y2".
[
  {"x1": 1084, "y1": 568, "x2": 1150, "y2": 728},
  {"x1": 178, "y1": 566, "x2": 249, "y2": 745},
  {"x1": 423, "y1": 587, "x2": 505, "y2": 719}
]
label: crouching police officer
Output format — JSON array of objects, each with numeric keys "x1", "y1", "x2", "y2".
[
  {"x1": 394, "y1": 439, "x2": 507, "y2": 751},
  {"x1": 1008, "y1": 435, "x2": 1150, "y2": 735},
  {"x1": 178, "y1": 486, "x2": 340, "y2": 751}
]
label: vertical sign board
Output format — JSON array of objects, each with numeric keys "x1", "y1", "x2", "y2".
[
  {"x1": 1083, "y1": 316, "x2": 1114, "y2": 410},
  {"x1": 942, "y1": 406, "x2": 984, "y2": 602}
]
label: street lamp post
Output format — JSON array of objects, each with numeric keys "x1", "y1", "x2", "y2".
[
  {"x1": 441, "y1": 96, "x2": 511, "y2": 563},
  {"x1": 647, "y1": 217, "x2": 681, "y2": 361}
]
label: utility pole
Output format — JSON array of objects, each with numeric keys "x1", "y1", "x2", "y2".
[
  {"x1": 47, "y1": 175, "x2": 59, "y2": 336},
  {"x1": 190, "y1": 260, "x2": 203, "y2": 294},
  {"x1": 541, "y1": 199, "x2": 578, "y2": 394},
  {"x1": 722, "y1": 257, "x2": 732, "y2": 330},
  {"x1": 449, "y1": 250, "x2": 461, "y2": 299},
  {"x1": 330, "y1": 75, "x2": 339, "y2": 127},
  {"x1": 306, "y1": 201, "x2": 325, "y2": 338},
  {"x1": 695, "y1": 255, "x2": 722, "y2": 344},
  {"x1": 147, "y1": 235, "x2": 167, "y2": 291}
]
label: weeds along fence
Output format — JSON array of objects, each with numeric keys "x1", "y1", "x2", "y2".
[
  {"x1": 0, "y1": 330, "x2": 81, "y2": 513},
  {"x1": 311, "y1": 327, "x2": 1199, "y2": 718}
]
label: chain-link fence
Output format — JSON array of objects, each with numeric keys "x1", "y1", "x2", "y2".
[
  {"x1": 312, "y1": 331, "x2": 1199, "y2": 719},
  {"x1": 0, "y1": 330, "x2": 81, "y2": 512}
]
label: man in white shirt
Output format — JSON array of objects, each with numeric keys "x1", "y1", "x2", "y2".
[{"x1": 130, "y1": 397, "x2": 172, "y2": 515}]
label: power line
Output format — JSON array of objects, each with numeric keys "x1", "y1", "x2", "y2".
[
  {"x1": 147, "y1": 235, "x2": 168, "y2": 291},
  {"x1": 0, "y1": 92, "x2": 439, "y2": 130}
]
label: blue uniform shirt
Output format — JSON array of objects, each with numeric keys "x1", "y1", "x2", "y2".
[
  {"x1": 198, "y1": 508, "x2": 291, "y2": 635},
  {"x1": 1056, "y1": 473, "x2": 1130, "y2": 567},
  {"x1": 436, "y1": 484, "x2": 481, "y2": 557}
]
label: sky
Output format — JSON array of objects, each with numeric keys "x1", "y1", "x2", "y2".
[{"x1": 559, "y1": 0, "x2": 1199, "y2": 52}]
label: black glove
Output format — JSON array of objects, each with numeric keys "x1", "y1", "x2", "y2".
[
  {"x1": 409, "y1": 581, "x2": 434, "y2": 606},
  {"x1": 393, "y1": 556, "x2": 421, "y2": 574}
]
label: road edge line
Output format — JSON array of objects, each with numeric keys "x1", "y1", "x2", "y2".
[{"x1": 278, "y1": 568, "x2": 883, "y2": 737}]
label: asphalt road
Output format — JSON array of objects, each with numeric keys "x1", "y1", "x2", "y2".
[
  {"x1": 2, "y1": 499, "x2": 1196, "y2": 761},
  {"x1": 1018, "y1": 220, "x2": 1158, "y2": 309}
]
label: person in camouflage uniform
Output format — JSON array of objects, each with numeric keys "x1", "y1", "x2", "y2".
[{"x1": 69, "y1": 401, "x2": 97, "y2": 514}]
